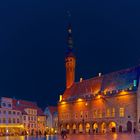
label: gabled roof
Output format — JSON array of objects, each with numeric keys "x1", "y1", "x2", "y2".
[
  {"x1": 47, "y1": 106, "x2": 57, "y2": 115},
  {"x1": 12, "y1": 99, "x2": 44, "y2": 116},
  {"x1": 63, "y1": 65, "x2": 140, "y2": 100}
]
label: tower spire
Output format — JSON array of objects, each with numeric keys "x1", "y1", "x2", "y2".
[
  {"x1": 66, "y1": 11, "x2": 74, "y2": 57},
  {"x1": 65, "y1": 16, "x2": 76, "y2": 89},
  {"x1": 67, "y1": 23, "x2": 73, "y2": 53}
]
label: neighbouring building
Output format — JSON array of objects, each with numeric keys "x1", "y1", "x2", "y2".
[
  {"x1": 0, "y1": 97, "x2": 23, "y2": 136},
  {"x1": 58, "y1": 24, "x2": 140, "y2": 134},
  {"x1": 44, "y1": 106, "x2": 58, "y2": 134},
  {"x1": 0, "y1": 97, "x2": 46, "y2": 136}
]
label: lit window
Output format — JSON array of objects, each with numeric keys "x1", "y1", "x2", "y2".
[
  {"x1": 112, "y1": 108, "x2": 115, "y2": 117},
  {"x1": 98, "y1": 110, "x2": 102, "y2": 118},
  {"x1": 93, "y1": 110, "x2": 97, "y2": 118},
  {"x1": 119, "y1": 108, "x2": 125, "y2": 117},
  {"x1": 106, "y1": 108, "x2": 110, "y2": 117}
]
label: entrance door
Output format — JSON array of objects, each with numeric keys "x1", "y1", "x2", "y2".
[
  {"x1": 109, "y1": 122, "x2": 116, "y2": 133},
  {"x1": 119, "y1": 125, "x2": 122, "y2": 132}
]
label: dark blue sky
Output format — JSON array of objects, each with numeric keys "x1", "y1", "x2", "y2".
[{"x1": 0, "y1": 0, "x2": 140, "y2": 109}]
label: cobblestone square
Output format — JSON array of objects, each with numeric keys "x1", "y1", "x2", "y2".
[{"x1": 1, "y1": 134, "x2": 140, "y2": 140}]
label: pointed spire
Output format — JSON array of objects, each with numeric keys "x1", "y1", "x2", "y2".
[
  {"x1": 67, "y1": 23, "x2": 73, "y2": 50},
  {"x1": 66, "y1": 11, "x2": 75, "y2": 58}
]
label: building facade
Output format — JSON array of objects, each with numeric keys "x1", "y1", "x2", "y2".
[
  {"x1": 44, "y1": 106, "x2": 58, "y2": 134},
  {"x1": 0, "y1": 97, "x2": 23, "y2": 136},
  {"x1": 58, "y1": 24, "x2": 140, "y2": 134},
  {"x1": 0, "y1": 97, "x2": 46, "y2": 136}
]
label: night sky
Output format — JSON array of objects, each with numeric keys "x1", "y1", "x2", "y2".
[{"x1": 0, "y1": 0, "x2": 140, "y2": 109}]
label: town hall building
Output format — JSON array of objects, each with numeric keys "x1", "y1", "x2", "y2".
[{"x1": 58, "y1": 24, "x2": 140, "y2": 134}]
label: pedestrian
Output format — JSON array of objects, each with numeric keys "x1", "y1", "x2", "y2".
[{"x1": 133, "y1": 128, "x2": 136, "y2": 134}]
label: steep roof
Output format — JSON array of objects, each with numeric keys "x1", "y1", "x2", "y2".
[
  {"x1": 63, "y1": 65, "x2": 140, "y2": 100},
  {"x1": 47, "y1": 106, "x2": 57, "y2": 115},
  {"x1": 12, "y1": 99, "x2": 44, "y2": 116}
]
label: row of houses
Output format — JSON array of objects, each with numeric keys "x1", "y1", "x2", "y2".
[{"x1": 0, "y1": 97, "x2": 58, "y2": 136}]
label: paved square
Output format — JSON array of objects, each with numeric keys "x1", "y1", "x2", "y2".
[{"x1": 1, "y1": 134, "x2": 140, "y2": 140}]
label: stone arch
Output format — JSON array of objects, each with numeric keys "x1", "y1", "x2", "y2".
[
  {"x1": 72, "y1": 124, "x2": 77, "y2": 134},
  {"x1": 66, "y1": 124, "x2": 70, "y2": 134},
  {"x1": 119, "y1": 125, "x2": 122, "y2": 132},
  {"x1": 79, "y1": 123, "x2": 83, "y2": 133},
  {"x1": 85, "y1": 123, "x2": 90, "y2": 134},
  {"x1": 109, "y1": 122, "x2": 116, "y2": 132},
  {"x1": 101, "y1": 122, "x2": 107, "y2": 133},
  {"x1": 127, "y1": 121, "x2": 132, "y2": 132},
  {"x1": 93, "y1": 123, "x2": 99, "y2": 133}
]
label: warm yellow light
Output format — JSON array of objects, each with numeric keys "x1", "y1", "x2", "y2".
[
  {"x1": 59, "y1": 95, "x2": 63, "y2": 102},
  {"x1": 0, "y1": 124, "x2": 24, "y2": 128},
  {"x1": 85, "y1": 102, "x2": 88, "y2": 106},
  {"x1": 97, "y1": 95, "x2": 101, "y2": 99},
  {"x1": 77, "y1": 98, "x2": 83, "y2": 102},
  {"x1": 120, "y1": 91, "x2": 127, "y2": 95},
  {"x1": 61, "y1": 101, "x2": 66, "y2": 105}
]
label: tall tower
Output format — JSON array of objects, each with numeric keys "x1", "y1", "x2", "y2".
[{"x1": 65, "y1": 24, "x2": 76, "y2": 89}]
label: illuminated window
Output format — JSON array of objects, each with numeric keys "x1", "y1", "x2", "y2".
[
  {"x1": 106, "y1": 108, "x2": 110, "y2": 117},
  {"x1": 119, "y1": 108, "x2": 125, "y2": 117},
  {"x1": 112, "y1": 108, "x2": 115, "y2": 117},
  {"x1": 98, "y1": 110, "x2": 102, "y2": 118},
  {"x1": 93, "y1": 110, "x2": 97, "y2": 118}
]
